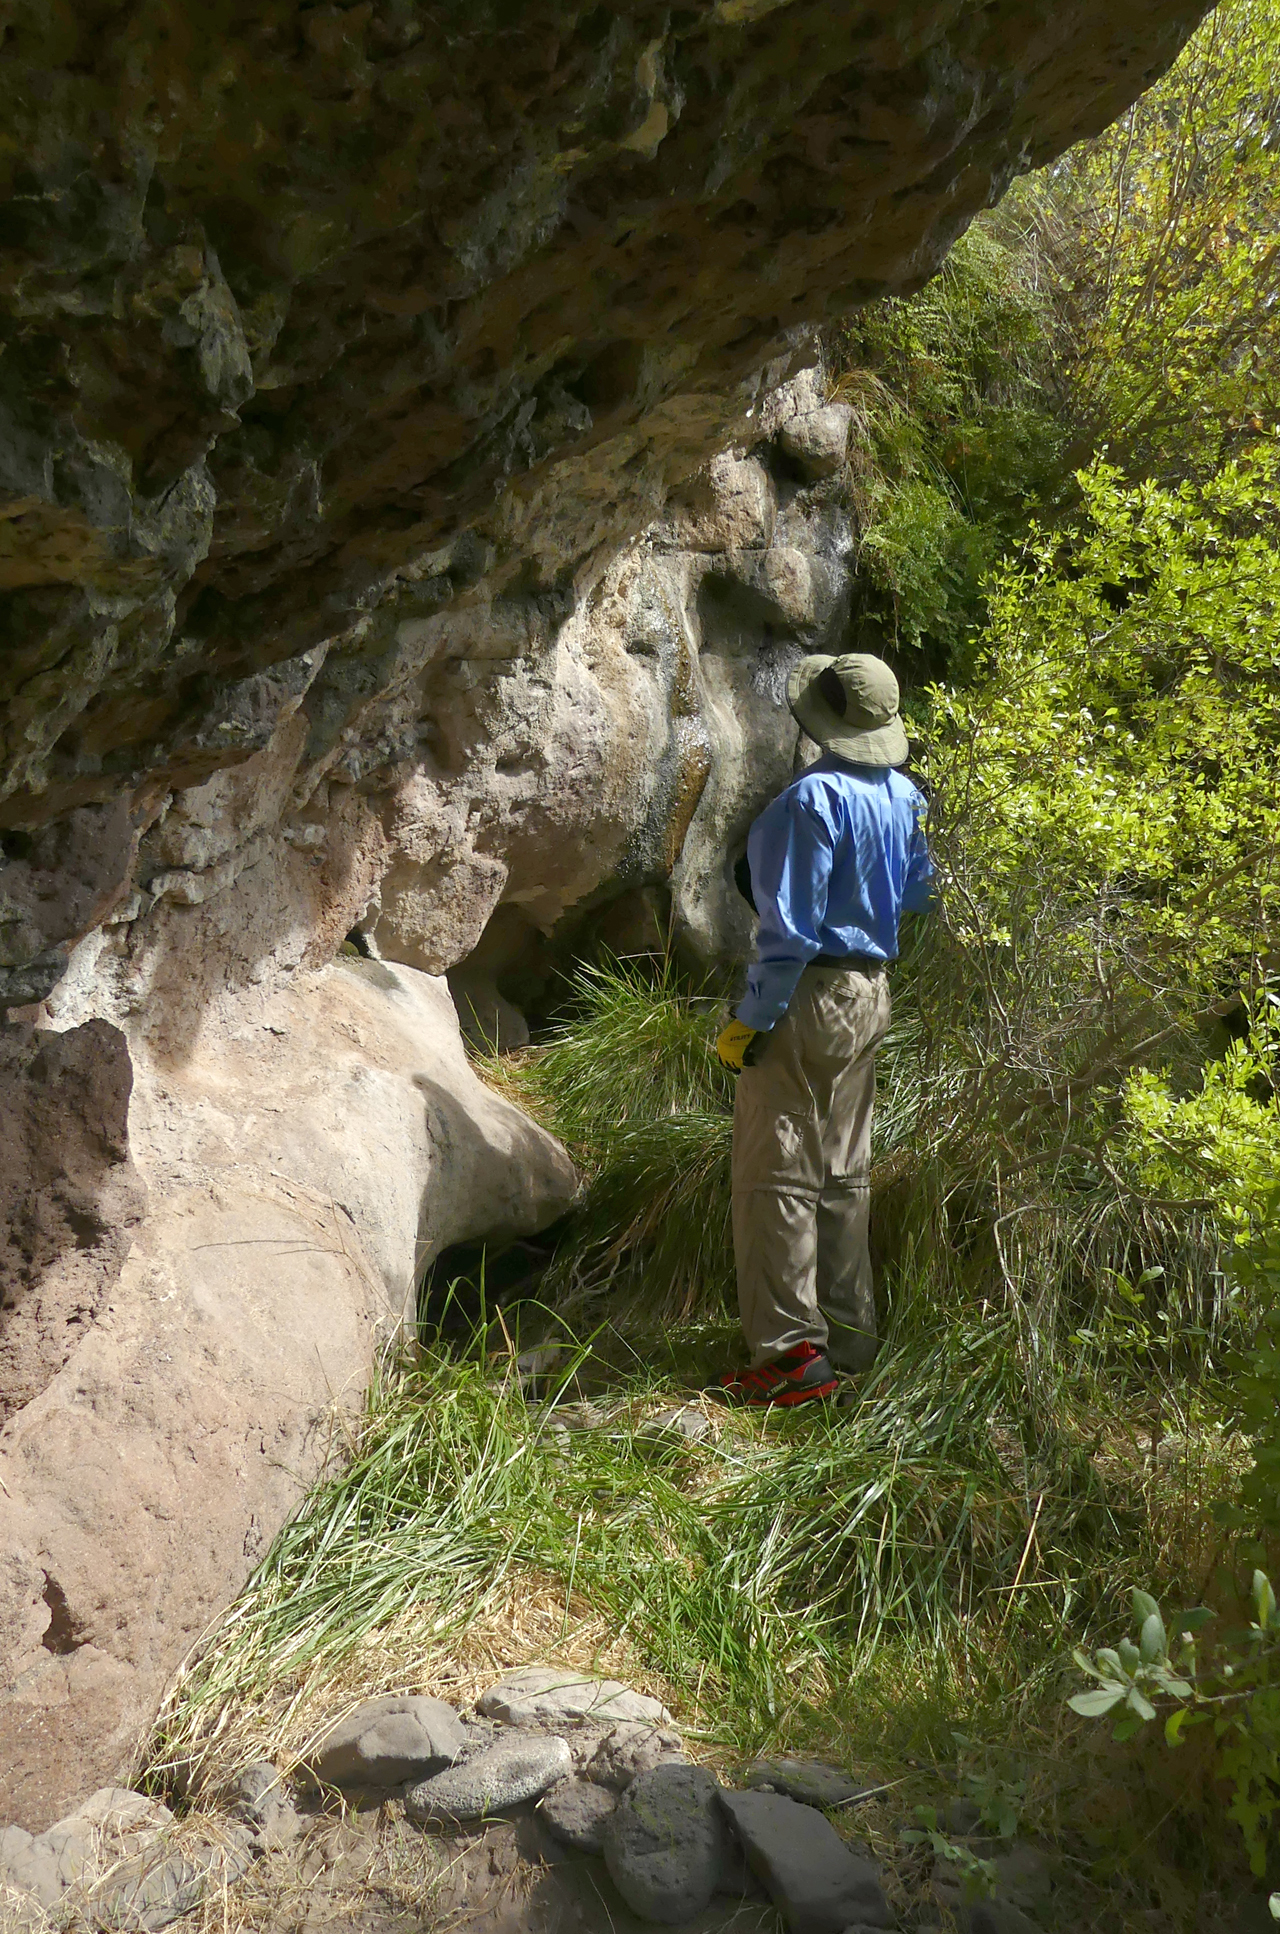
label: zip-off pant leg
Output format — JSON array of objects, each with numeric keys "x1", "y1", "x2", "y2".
[{"x1": 731, "y1": 967, "x2": 891, "y2": 1372}]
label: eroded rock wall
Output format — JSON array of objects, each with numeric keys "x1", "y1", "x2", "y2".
[{"x1": 0, "y1": 0, "x2": 1208, "y2": 1006}]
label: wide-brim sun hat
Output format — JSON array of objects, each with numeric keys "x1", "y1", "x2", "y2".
[{"x1": 787, "y1": 651, "x2": 909, "y2": 766}]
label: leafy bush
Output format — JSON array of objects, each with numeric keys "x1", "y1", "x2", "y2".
[{"x1": 1069, "y1": 1575, "x2": 1280, "y2": 1895}]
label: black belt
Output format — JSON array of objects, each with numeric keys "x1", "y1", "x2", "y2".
[{"x1": 811, "y1": 952, "x2": 884, "y2": 973}]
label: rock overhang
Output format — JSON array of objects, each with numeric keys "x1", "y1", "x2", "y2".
[{"x1": 0, "y1": 0, "x2": 1209, "y2": 858}]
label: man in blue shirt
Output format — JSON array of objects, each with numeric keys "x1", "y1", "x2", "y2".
[{"x1": 715, "y1": 651, "x2": 934, "y2": 1406}]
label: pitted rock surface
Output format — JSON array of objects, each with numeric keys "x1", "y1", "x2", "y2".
[
  {"x1": 0, "y1": 0, "x2": 1208, "y2": 897},
  {"x1": 603, "y1": 1763, "x2": 729, "y2": 1925},
  {"x1": 304, "y1": 1693, "x2": 466, "y2": 1788},
  {"x1": 584, "y1": 1721, "x2": 688, "y2": 1793},
  {"x1": 403, "y1": 1734, "x2": 572, "y2": 1825},
  {"x1": 744, "y1": 1756, "x2": 871, "y2": 1809},
  {"x1": 717, "y1": 1787, "x2": 893, "y2": 1934},
  {"x1": 477, "y1": 1666, "x2": 671, "y2": 1731},
  {"x1": 539, "y1": 1778, "x2": 618, "y2": 1854}
]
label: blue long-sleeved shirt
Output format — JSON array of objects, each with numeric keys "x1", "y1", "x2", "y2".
[{"x1": 736, "y1": 756, "x2": 934, "y2": 1031}]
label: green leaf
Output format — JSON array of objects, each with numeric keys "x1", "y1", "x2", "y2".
[
  {"x1": 1140, "y1": 1609, "x2": 1167, "y2": 1663},
  {"x1": 1174, "y1": 1607, "x2": 1215, "y2": 1636},
  {"x1": 1252, "y1": 1570, "x2": 1276, "y2": 1631},
  {"x1": 1125, "y1": 1686, "x2": 1158, "y2": 1722},
  {"x1": 1165, "y1": 1709, "x2": 1190, "y2": 1746},
  {"x1": 1132, "y1": 1589, "x2": 1162, "y2": 1623},
  {"x1": 1117, "y1": 1637, "x2": 1142, "y2": 1676},
  {"x1": 1267, "y1": 1892, "x2": 1278, "y2": 1921},
  {"x1": 1069, "y1": 1686, "x2": 1127, "y2": 1718}
]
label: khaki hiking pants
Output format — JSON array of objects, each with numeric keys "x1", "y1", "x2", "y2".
[{"x1": 731, "y1": 963, "x2": 891, "y2": 1373}]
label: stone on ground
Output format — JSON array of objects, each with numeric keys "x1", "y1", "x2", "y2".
[
  {"x1": 90, "y1": 1832, "x2": 253, "y2": 1933},
  {"x1": 718, "y1": 1787, "x2": 894, "y2": 1934},
  {"x1": 0, "y1": 1824, "x2": 63, "y2": 1911},
  {"x1": 0, "y1": 1788, "x2": 176, "y2": 1915},
  {"x1": 230, "y1": 1763, "x2": 301, "y2": 1848},
  {"x1": 584, "y1": 1721, "x2": 687, "y2": 1792},
  {"x1": 643, "y1": 1405, "x2": 712, "y2": 1445},
  {"x1": 304, "y1": 1693, "x2": 466, "y2": 1787},
  {"x1": 477, "y1": 1665, "x2": 670, "y2": 1729},
  {"x1": 404, "y1": 1734, "x2": 571, "y2": 1824},
  {"x1": 603, "y1": 1763, "x2": 728, "y2": 1925},
  {"x1": 744, "y1": 1757, "x2": 870, "y2": 1809},
  {"x1": 231, "y1": 1763, "x2": 280, "y2": 1816},
  {"x1": 539, "y1": 1778, "x2": 617, "y2": 1853}
]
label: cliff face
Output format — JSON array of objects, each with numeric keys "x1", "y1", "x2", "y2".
[
  {"x1": 0, "y1": 0, "x2": 1212, "y2": 1828},
  {"x1": 0, "y1": 0, "x2": 1207, "y2": 1010}
]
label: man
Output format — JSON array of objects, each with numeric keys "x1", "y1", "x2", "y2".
[{"x1": 715, "y1": 650, "x2": 934, "y2": 1407}]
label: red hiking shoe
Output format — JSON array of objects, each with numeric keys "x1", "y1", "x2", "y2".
[{"x1": 718, "y1": 1342, "x2": 839, "y2": 1408}]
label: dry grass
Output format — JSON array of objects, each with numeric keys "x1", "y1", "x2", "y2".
[{"x1": 163, "y1": 1567, "x2": 682, "y2": 1804}]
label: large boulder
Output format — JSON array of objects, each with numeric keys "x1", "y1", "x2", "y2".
[{"x1": 0, "y1": 959, "x2": 575, "y2": 1830}]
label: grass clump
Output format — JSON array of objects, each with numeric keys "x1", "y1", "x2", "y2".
[
  {"x1": 492, "y1": 956, "x2": 738, "y2": 1326},
  {"x1": 148, "y1": 958, "x2": 1253, "y2": 1923},
  {"x1": 149, "y1": 1278, "x2": 1237, "y2": 1806}
]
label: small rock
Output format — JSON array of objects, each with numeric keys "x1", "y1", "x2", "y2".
[
  {"x1": 231, "y1": 1765, "x2": 302, "y2": 1851},
  {"x1": 0, "y1": 1823, "x2": 62, "y2": 1911},
  {"x1": 718, "y1": 1787, "x2": 894, "y2": 1934},
  {"x1": 232, "y1": 1763, "x2": 281, "y2": 1818},
  {"x1": 91, "y1": 1832, "x2": 253, "y2": 1933},
  {"x1": 515, "y1": 1344, "x2": 569, "y2": 1391},
  {"x1": 990, "y1": 1842, "x2": 1054, "y2": 1905},
  {"x1": 933, "y1": 1842, "x2": 1054, "y2": 1922},
  {"x1": 477, "y1": 1665, "x2": 670, "y2": 1730},
  {"x1": 643, "y1": 1404, "x2": 711, "y2": 1444},
  {"x1": 539, "y1": 1779, "x2": 617, "y2": 1853},
  {"x1": 744, "y1": 1757, "x2": 871, "y2": 1809},
  {"x1": 555, "y1": 1401, "x2": 607, "y2": 1430},
  {"x1": 584, "y1": 1721, "x2": 687, "y2": 1792},
  {"x1": 65, "y1": 1790, "x2": 174, "y2": 1836},
  {"x1": 304, "y1": 1693, "x2": 466, "y2": 1787},
  {"x1": 603, "y1": 1763, "x2": 727, "y2": 1925},
  {"x1": 0, "y1": 1789, "x2": 177, "y2": 1912},
  {"x1": 404, "y1": 1734, "x2": 572, "y2": 1824}
]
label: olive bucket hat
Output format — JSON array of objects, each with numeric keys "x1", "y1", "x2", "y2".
[{"x1": 786, "y1": 651, "x2": 909, "y2": 767}]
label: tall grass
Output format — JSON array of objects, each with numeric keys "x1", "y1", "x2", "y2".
[
  {"x1": 150, "y1": 953, "x2": 1245, "y2": 1917},
  {"x1": 496, "y1": 955, "x2": 1237, "y2": 1395},
  {"x1": 150, "y1": 1282, "x2": 1238, "y2": 1799}
]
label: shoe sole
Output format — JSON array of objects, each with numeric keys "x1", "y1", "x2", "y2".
[{"x1": 724, "y1": 1376, "x2": 840, "y2": 1408}]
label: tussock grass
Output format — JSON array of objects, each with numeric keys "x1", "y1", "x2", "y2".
[
  {"x1": 149, "y1": 1292, "x2": 1236, "y2": 1806},
  {"x1": 149, "y1": 957, "x2": 1247, "y2": 1934}
]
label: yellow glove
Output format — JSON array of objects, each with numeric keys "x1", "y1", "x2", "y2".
[{"x1": 716, "y1": 1019, "x2": 762, "y2": 1072}]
